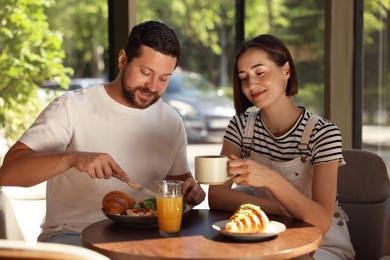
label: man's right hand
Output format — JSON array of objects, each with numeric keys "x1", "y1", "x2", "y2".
[{"x1": 70, "y1": 151, "x2": 128, "y2": 180}]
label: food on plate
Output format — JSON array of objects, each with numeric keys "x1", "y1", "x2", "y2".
[
  {"x1": 126, "y1": 208, "x2": 155, "y2": 216},
  {"x1": 102, "y1": 191, "x2": 187, "y2": 217},
  {"x1": 102, "y1": 191, "x2": 135, "y2": 215},
  {"x1": 126, "y1": 198, "x2": 157, "y2": 216},
  {"x1": 102, "y1": 191, "x2": 159, "y2": 216},
  {"x1": 225, "y1": 203, "x2": 269, "y2": 233}
]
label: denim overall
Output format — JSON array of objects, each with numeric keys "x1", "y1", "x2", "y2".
[{"x1": 241, "y1": 111, "x2": 355, "y2": 260}]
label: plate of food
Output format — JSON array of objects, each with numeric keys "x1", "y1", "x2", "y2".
[
  {"x1": 212, "y1": 203, "x2": 286, "y2": 241},
  {"x1": 212, "y1": 220, "x2": 286, "y2": 241},
  {"x1": 101, "y1": 191, "x2": 191, "y2": 226}
]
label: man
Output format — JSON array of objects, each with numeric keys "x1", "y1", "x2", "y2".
[{"x1": 0, "y1": 21, "x2": 206, "y2": 246}]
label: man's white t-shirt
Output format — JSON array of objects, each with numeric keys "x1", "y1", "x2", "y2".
[{"x1": 18, "y1": 84, "x2": 190, "y2": 241}]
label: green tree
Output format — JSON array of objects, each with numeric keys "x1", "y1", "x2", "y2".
[
  {"x1": 0, "y1": 0, "x2": 72, "y2": 145},
  {"x1": 276, "y1": 0, "x2": 325, "y2": 115},
  {"x1": 45, "y1": 0, "x2": 108, "y2": 78},
  {"x1": 136, "y1": 0, "x2": 236, "y2": 86},
  {"x1": 245, "y1": 0, "x2": 288, "y2": 38}
]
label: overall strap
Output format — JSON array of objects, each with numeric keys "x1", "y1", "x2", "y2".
[
  {"x1": 298, "y1": 114, "x2": 320, "y2": 163},
  {"x1": 241, "y1": 111, "x2": 258, "y2": 158},
  {"x1": 241, "y1": 111, "x2": 321, "y2": 161}
]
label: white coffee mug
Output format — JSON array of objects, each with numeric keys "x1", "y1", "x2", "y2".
[{"x1": 195, "y1": 155, "x2": 228, "y2": 184}]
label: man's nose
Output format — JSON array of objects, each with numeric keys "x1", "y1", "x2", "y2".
[{"x1": 145, "y1": 76, "x2": 159, "y2": 91}]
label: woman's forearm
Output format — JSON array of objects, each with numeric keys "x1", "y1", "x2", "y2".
[{"x1": 208, "y1": 185, "x2": 290, "y2": 216}]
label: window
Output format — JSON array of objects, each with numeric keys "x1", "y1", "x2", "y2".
[
  {"x1": 362, "y1": 0, "x2": 390, "y2": 172},
  {"x1": 135, "y1": 0, "x2": 325, "y2": 115},
  {"x1": 245, "y1": 1, "x2": 325, "y2": 116}
]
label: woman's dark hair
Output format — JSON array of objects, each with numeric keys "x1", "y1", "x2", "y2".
[
  {"x1": 124, "y1": 21, "x2": 181, "y2": 67},
  {"x1": 232, "y1": 34, "x2": 298, "y2": 114}
]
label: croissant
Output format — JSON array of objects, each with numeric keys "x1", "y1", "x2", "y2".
[
  {"x1": 225, "y1": 204, "x2": 269, "y2": 233},
  {"x1": 102, "y1": 191, "x2": 135, "y2": 215}
]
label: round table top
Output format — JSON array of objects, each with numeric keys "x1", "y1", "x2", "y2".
[{"x1": 81, "y1": 209, "x2": 322, "y2": 260}]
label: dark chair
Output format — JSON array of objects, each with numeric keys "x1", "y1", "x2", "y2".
[{"x1": 338, "y1": 149, "x2": 390, "y2": 260}]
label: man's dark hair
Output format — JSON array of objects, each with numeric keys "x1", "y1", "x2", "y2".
[{"x1": 124, "y1": 21, "x2": 181, "y2": 67}]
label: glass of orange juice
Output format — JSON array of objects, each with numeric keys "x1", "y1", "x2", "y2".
[{"x1": 155, "y1": 180, "x2": 184, "y2": 237}]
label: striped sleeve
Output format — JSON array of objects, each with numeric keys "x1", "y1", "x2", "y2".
[{"x1": 311, "y1": 118, "x2": 345, "y2": 165}]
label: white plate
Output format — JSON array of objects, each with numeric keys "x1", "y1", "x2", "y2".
[
  {"x1": 212, "y1": 220, "x2": 286, "y2": 241},
  {"x1": 103, "y1": 204, "x2": 191, "y2": 226}
]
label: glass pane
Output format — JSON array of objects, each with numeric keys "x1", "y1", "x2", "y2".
[
  {"x1": 46, "y1": 0, "x2": 109, "y2": 79},
  {"x1": 245, "y1": 0, "x2": 325, "y2": 116},
  {"x1": 136, "y1": 0, "x2": 236, "y2": 144},
  {"x1": 135, "y1": 0, "x2": 325, "y2": 143},
  {"x1": 0, "y1": 1, "x2": 109, "y2": 147},
  {"x1": 362, "y1": 1, "x2": 390, "y2": 174}
]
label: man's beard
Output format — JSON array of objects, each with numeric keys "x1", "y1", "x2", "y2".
[{"x1": 121, "y1": 75, "x2": 160, "y2": 109}]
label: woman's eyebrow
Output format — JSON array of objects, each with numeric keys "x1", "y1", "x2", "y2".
[{"x1": 238, "y1": 63, "x2": 265, "y2": 74}]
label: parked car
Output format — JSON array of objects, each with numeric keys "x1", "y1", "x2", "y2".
[{"x1": 162, "y1": 70, "x2": 235, "y2": 143}]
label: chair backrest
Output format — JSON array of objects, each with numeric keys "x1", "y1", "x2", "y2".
[{"x1": 338, "y1": 149, "x2": 390, "y2": 260}]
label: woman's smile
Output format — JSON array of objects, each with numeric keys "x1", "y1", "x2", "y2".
[{"x1": 251, "y1": 88, "x2": 266, "y2": 99}]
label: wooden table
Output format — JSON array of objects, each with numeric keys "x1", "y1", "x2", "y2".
[{"x1": 81, "y1": 209, "x2": 322, "y2": 260}]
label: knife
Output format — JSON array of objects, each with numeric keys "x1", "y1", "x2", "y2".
[{"x1": 112, "y1": 173, "x2": 156, "y2": 197}]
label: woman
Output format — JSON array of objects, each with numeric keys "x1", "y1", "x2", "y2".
[{"x1": 208, "y1": 34, "x2": 355, "y2": 259}]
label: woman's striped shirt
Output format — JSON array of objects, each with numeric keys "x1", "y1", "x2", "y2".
[{"x1": 224, "y1": 107, "x2": 344, "y2": 165}]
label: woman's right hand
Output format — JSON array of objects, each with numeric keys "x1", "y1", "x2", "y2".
[{"x1": 228, "y1": 154, "x2": 280, "y2": 188}]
